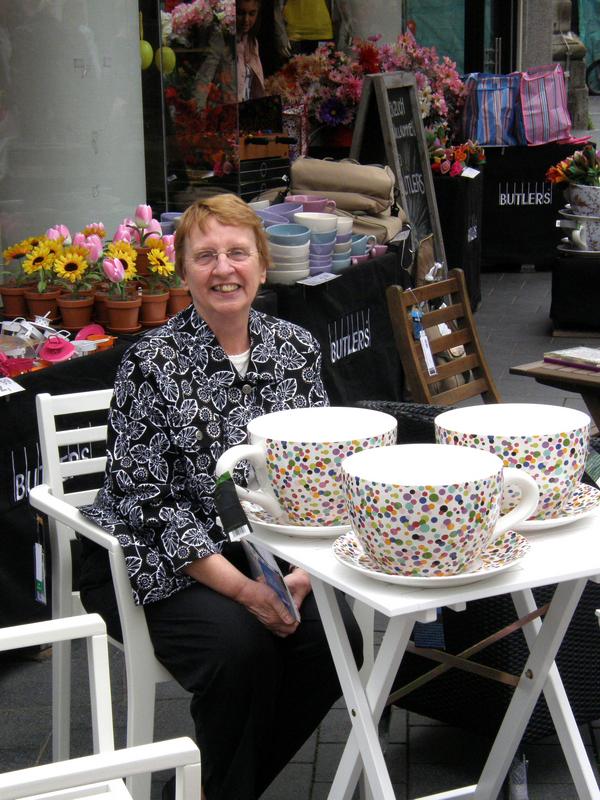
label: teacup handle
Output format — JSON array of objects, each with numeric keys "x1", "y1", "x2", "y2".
[
  {"x1": 571, "y1": 227, "x2": 587, "y2": 250},
  {"x1": 215, "y1": 444, "x2": 285, "y2": 520},
  {"x1": 495, "y1": 468, "x2": 539, "y2": 534}
]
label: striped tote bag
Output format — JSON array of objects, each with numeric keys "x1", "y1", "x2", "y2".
[
  {"x1": 462, "y1": 72, "x2": 524, "y2": 146},
  {"x1": 518, "y1": 63, "x2": 572, "y2": 145}
]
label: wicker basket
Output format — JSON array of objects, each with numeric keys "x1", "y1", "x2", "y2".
[{"x1": 354, "y1": 399, "x2": 600, "y2": 741}]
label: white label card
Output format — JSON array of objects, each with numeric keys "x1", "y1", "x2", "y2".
[
  {"x1": 461, "y1": 167, "x2": 480, "y2": 179},
  {"x1": 296, "y1": 273, "x2": 341, "y2": 286},
  {"x1": 0, "y1": 377, "x2": 25, "y2": 396},
  {"x1": 419, "y1": 330, "x2": 438, "y2": 376}
]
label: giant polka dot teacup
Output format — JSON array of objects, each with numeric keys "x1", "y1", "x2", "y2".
[
  {"x1": 435, "y1": 404, "x2": 590, "y2": 520},
  {"x1": 215, "y1": 407, "x2": 397, "y2": 526},
  {"x1": 342, "y1": 444, "x2": 539, "y2": 576}
]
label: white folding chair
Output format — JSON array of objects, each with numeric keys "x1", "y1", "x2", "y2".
[
  {"x1": 0, "y1": 613, "x2": 200, "y2": 800},
  {"x1": 29, "y1": 390, "x2": 177, "y2": 800}
]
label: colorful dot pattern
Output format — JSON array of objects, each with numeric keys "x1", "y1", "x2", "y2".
[
  {"x1": 435, "y1": 426, "x2": 589, "y2": 519},
  {"x1": 265, "y1": 429, "x2": 397, "y2": 526},
  {"x1": 342, "y1": 469, "x2": 503, "y2": 576}
]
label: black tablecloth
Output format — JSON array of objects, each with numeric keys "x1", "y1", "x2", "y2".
[{"x1": 551, "y1": 253, "x2": 600, "y2": 331}]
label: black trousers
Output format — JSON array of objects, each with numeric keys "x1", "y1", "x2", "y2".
[{"x1": 141, "y1": 545, "x2": 362, "y2": 800}]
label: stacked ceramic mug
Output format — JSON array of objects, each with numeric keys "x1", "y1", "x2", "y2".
[
  {"x1": 293, "y1": 211, "x2": 338, "y2": 275},
  {"x1": 264, "y1": 221, "x2": 311, "y2": 285},
  {"x1": 331, "y1": 217, "x2": 353, "y2": 273}
]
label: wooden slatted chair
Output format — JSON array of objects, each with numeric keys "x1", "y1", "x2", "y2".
[{"x1": 386, "y1": 268, "x2": 501, "y2": 405}]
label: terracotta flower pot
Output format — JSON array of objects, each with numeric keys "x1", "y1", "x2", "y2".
[
  {"x1": 167, "y1": 286, "x2": 192, "y2": 316},
  {"x1": 24, "y1": 288, "x2": 62, "y2": 322},
  {"x1": 105, "y1": 296, "x2": 142, "y2": 334},
  {"x1": 57, "y1": 295, "x2": 95, "y2": 332},
  {"x1": 141, "y1": 291, "x2": 169, "y2": 327},
  {"x1": 134, "y1": 246, "x2": 151, "y2": 276},
  {"x1": 93, "y1": 290, "x2": 110, "y2": 326},
  {"x1": 0, "y1": 285, "x2": 29, "y2": 318}
]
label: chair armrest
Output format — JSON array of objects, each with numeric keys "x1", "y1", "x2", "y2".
[
  {"x1": 29, "y1": 484, "x2": 120, "y2": 553},
  {"x1": 0, "y1": 614, "x2": 106, "y2": 652},
  {"x1": 0, "y1": 737, "x2": 201, "y2": 800}
]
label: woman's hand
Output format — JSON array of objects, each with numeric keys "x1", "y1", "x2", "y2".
[
  {"x1": 284, "y1": 568, "x2": 312, "y2": 612},
  {"x1": 235, "y1": 578, "x2": 299, "y2": 637}
]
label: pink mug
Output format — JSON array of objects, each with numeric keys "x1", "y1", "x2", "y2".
[
  {"x1": 285, "y1": 194, "x2": 336, "y2": 214},
  {"x1": 352, "y1": 254, "x2": 370, "y2": 265},
  {"x1": 370, "y1": 244, "x2": 388, "y2": 258}
]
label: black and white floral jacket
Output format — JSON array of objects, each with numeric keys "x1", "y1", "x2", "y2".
[{"x1": 81, "y1": 306, "x2": 328, "y2": 605}]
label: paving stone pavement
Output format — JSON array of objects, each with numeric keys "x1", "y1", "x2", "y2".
[{"x1": 2, "y1": 269, "x2": 600, "y2": 800}]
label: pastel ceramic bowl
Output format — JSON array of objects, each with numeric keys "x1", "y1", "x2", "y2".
[
  {"x1": 331, "y1": 258, "x2": 352, "y2": 273},
  {"x1": 311, "y1": 231, "x2": 337, "y2": 245},
  {"x1": 266, "y1": 268, "x2": 310, "y2": 285},
  {"x1": 309, "y1": 242, "x2": 334, "y2": 256},
  {"x1": 335, "y1": 232, "x2": 352, "y2": 244},
  {"x1": 255, "y1": 209, "x2": 288, "y2": 227},
  {"x1": 248, "y1": 199, "x2": 270, "y2": 210},
  {"x1": 269, "y1": 261, "x2": 310, "y2": 277},
  {"x1": 285, "y1": 194, "x2": 336, "y2": 213},
  {"x1": 267, "y1": 240, "x2": 310, "y2": 258},
  {"x1": 269, "y1": 252, "x2": 310, "y2": 265},
  {"x1": 293, "y1": 211, "x2": 338, "y2": 233},
  {"x1": 266, "y1": 223, "x2": 311, "y2": 246},
  {"x1": 309, "y1": 256, "x2": 332, "y2": 269},
  {"x1": 215, "y1": 407, "x2": 398, "y2": 526},
  {"x1": 342, "y1": 443, "x2": 539, "y2": 576},
  {"x1": 267, "y1": 202, "x2": 303, "y2": 221},
  {"x1": 334, "y1": 242, "x2": 352, "y2": 254},
  {"x1": 336, "y1": 217, "x2": 354, "y2": 236},
  {"x1": 435, "y1": 404, "x2": 590, "y2": 520}
]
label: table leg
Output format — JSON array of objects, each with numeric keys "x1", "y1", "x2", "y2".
[
  {"x1": 512, "y1": 586, "x2": 600, "y2": 798},
  {"x1": 412, "y1": 579, "x2": 592, "y2": 800},
  {"x1": 311, "y1": 577, "x2": 415, "y2": 800}
]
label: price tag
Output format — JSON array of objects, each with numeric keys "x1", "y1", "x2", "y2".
[
  {"x1": 296, "y1": 272, "x2": 341, "y2": 286},
  {"x1": 419, "y1": 330, "x2": 438, "y2": 376},
  {"x1": 0, "y1": 377, "x2": 25, "y2": 396},
  {"x1": 461, "y1": 167, "x2": 480, "y2": 179}
]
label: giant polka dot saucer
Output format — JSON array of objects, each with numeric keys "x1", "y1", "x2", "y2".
[
  {"x1": 513, "y1": 482, "x2": 600, "y2": 532},
  {"x1": 244, "y1": 502, "x2": 349, "y2": 538},
  {"x1": 333, "y1": 529, "x2": 530, "y2": 587}
]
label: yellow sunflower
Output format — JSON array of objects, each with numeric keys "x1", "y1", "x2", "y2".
[
  {"x1": 145, "y1": 236, "x2": 166, "y2": 252},
  {"x1": 22, "y1": 242, "x2": 56, "y2": 275},
  {"x1": 106, "y1": 241, "x2": 138, "y2": 281},
  {"x1": 53, "y1": 246, "x2": 90, "y2": 283},
  {"x1": 148, "y1": 248, "x2": 175, "y2": 277},
  {"x1": 3, "y1": 237, "x2": 41, "y2": 262},
  {"x1": 82, "y1": 222, "x2": 106, "y2": 238}
]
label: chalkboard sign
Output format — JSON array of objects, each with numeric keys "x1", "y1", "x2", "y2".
[{"x1": 350, "y1": 72, "x2": 446, "y2": 269}]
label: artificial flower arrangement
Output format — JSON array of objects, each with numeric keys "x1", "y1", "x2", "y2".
[
  {"x1": 546, "y1": 144, "x2": 600, "y2": 186},
  {"x1": 265, "y1": 33, "x2": 466, "y2": 139},
  {"x1": 427, "y1": 127, "x2": 486, "y2": 177},
  {"x1": 2, "y1": 205, "x2": 175, "y2": 298},
  {"x1": 163, "y1": 0, "x2": 235, "y2": 44}
]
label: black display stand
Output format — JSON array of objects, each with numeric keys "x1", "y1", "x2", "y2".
[
  {"x1": 551, "y1": 253, "x2": 600, "y2": 333},
  {"x1": 434, "y1": 172, "x2": 483, "y2": 310},
  {"x1": 481, "y1": 143, "x2": 580, "y2": 270}
]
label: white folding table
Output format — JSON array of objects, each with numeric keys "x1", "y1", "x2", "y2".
[{"x1": 250, "y1": 510, "x2": 600, "y2": 799}]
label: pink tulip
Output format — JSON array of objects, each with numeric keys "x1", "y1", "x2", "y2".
[
  {"x1": 103, "y1": 257, "x2": 125, "y2": 283},
  {"x1": 72, "y1": 232, "x2": 86, "y2": 248},
  {"x1": 46, "y1": 224, "x2": 71, "y2": 243},
  {"x1": 145, "y1": 218, "x2": 162, "y2": 237},
  {"x1": 163, "y1": 234, "x2": 175, "y2": 262},
  {"x1": 113, "y1": 224, "x2": 133, "y2": 243},
  {"x1": 85, "y1": 234, "x2": 104, "y2": 261},
  {"x1": 134, "y1": 204, "x2": 153, "y2": 227}
]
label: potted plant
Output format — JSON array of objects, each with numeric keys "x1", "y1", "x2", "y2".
[
  {"x1": 55, "y1": 232, "x2": 105, "y2": 331},
  {"x1": 112, "y1": 204, "x2": 164, "y2": 276},
  {"x1": 546, "y1": 144, "x2": 600, "y2": 216},
  {"x1": 138, "y1": 238, "x2": 176, "y2": 326},
  {"x1": 102, "y1": 251, "x2": 141, "y2": 333},
  {"x1": 21, "y1": 227, "x2": 66, "y2": 321},
  {"x1": 1, "y1": 237, "x2": 44, "y2": 317}
]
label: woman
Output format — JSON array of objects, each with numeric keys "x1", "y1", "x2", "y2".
[
  {"x1": 236, "y1": 0, "x2": 265, "y2": 101},
  {"x1": 79, "y1": 194, "x2": 362, "y2": 800}
]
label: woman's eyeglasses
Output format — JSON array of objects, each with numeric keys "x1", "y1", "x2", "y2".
[{"x1": 189, "y1": 248, "x2": 257, "y2": 269}]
